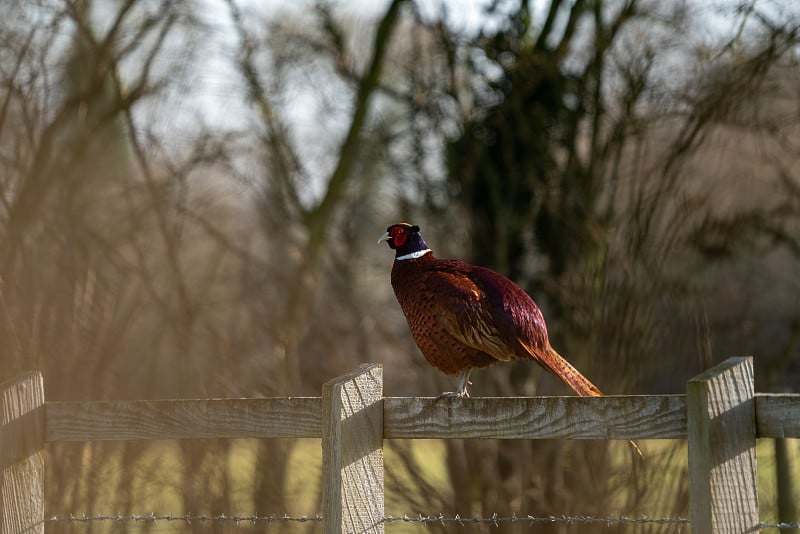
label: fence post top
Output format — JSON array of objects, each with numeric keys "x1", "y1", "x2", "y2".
[
  {"x1": 0, "y1": 371, "x2": 44, "y2": 390},
  {"x1": 688, "y1": 356, "x2": 753, "y2": 384},
  {"x1": 323, "y1": 364, "x2": 383, "y2": 389}
]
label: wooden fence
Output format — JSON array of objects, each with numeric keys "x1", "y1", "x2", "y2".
[{"x1": 1, "y1": 357, "x2": 799, "y2": 533}]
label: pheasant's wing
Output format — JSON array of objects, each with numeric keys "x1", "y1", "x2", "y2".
[
  {"x1": 426, "y1": 266, "x2": 644, "y2": 457},
  {"x1": 466, "y1": 267, "x2": 601, "y2": 396},
  {"x1": 424, "y1": 270, "x2": 514, "y2": 362}
]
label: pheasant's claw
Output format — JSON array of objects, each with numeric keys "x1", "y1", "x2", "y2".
[
  {"x1": 434, "y1": 388, "x2": 470, "y2": 401},
  {"x1": 435, "y1": 373, "x2": 471, "y2": 401}
]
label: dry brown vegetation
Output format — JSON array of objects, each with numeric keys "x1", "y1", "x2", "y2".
[{"x1": 1, "y1": 0, "x2": 798, "y2": 532}]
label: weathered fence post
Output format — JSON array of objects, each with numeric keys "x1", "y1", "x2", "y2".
[
  {"x1": 688, "y1": 357, "x2": 759, "y2": 533},
  {"x1": 322, "y1": 364, "x2": 384, "y2": 534},
  {"x1": 0, "y1": 372, "x2": 45, "y2": 534}
]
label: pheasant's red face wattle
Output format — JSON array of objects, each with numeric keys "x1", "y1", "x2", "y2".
[{"x1": 390, "y1": 226, "x2": 409, "y2": 247}]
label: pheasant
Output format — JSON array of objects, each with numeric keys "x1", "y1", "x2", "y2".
[{"x1": 380, "y1": 222, "x2": 641, "y2": 455}]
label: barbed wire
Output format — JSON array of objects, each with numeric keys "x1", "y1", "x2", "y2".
[
  {"x1": 386, "y1": 515, "x2": 799, "y2": 530},
  {"x1": 44, "y1": 513, "x2": 800, "y2": 530},
  {"x1": 383, "y1": 513, "x2": 690, "y2": 526},
  {"x1": 46, "y1": 513, "x2": 323, "y2": 525}
]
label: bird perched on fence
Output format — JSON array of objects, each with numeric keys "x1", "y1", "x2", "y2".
[{"x1": 380, "y1": 222, "x2": 641, "y2": 455}]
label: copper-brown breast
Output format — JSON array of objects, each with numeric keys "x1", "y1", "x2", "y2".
[{"x1": 391, "y1": 254, "x2": 496, "y2": 375}]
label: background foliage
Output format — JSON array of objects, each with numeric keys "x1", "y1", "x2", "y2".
[{"x1": 0, "y1": 0, "x2": 798, "y2": 531}]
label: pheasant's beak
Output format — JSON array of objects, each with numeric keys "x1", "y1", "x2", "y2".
[{"x1": 377, "y1": 231, "x2": 391, "y2": 244}]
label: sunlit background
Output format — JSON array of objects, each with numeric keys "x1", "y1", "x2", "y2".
[{"x1": 1, "y1": 0, "x2": 798, "y2": 531}]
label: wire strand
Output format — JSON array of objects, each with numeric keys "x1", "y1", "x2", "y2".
[{"x1": 44, "y1": 513, "x2": 800, "y2": 530}]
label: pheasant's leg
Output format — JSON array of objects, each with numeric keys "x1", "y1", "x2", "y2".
[{"x1": 435, "y1": 370, "x2": 472, "y2": 400}]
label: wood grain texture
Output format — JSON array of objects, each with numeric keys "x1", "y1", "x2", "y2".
[
  {"x1": 688, "y1": 357, "x2": 759, "y2": 534},
  {"x1": 43, "y1": 393, "x2": 797, "y2": 442},
  {"x1": 1, "y1": 371, "x2": 45, "y2": 534},
  {"x1": 383, "y1": 395, "x2": 687, "y2": 439},
  {"x1": 755, "y1": 393, "x2": 800, "y2": 438},
  {"x1": 46, "y1": 398, "x2": 321, "y2": 441},
  {"x1": 322, "y1": 364, "x2": 383, "y2": 534}
]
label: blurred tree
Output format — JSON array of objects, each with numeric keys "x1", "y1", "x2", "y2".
[
  {"x1": 441, "y1": 1, "x2": 664, "y2": 526},
  {"x1": 225, "y1": 0, "x2": 411, "y2": 525},
  {"x1": 0, "y1": 0, "x2": 248, "y2": 528},
  {"x1": 435, "y1": 0, "x2": 800, "y2": 529}
]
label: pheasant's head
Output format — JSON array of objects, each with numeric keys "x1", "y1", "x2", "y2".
[{"x1": 379, "y1": 222, "x2": 431, "y2": 260}]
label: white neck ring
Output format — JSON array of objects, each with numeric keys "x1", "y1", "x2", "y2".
[{"x1": 396, "y1": 249, "x2": 431, "y2": 261}]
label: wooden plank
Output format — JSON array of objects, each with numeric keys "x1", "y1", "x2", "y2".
[
  {"x1": 322, "y1": 364, "x2": 383, "y2": 534},
  {"x1": 43, "y1": 392, "x2": 798, "y2": 442},
  {"x1": 687, "y1": 357, "x2": 759, "y2": 534},
  {"x1": 0, "y1": 371, "x2": 45, "y2": 534},
  {"x1": 755, "y1": 393, "x2": 800, "y2": 438},
  {"x1": 384, "y1": 395, "x2": 687, "y2": 440},
  {"x1": 46, "y1": 398, "x2": 321, "y2": 441}
]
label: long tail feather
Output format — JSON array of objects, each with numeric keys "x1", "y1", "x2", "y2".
[
  {"x1": 542, "y1": 345, "x2": 603, "y2": 397},
  {"x1": 518, "y1": 340, "x2": 602, "y2": 397},
  {"x1": 519, "y1": 340, "x2": 643, "y2": 458}
]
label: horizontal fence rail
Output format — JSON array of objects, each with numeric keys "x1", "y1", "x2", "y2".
[
  {"x1": 2, "y1": 357, "x2": 800, "y2": 533},
  {"x1": 46, "y1": 398, "x2": 324, "y2": 441},
  {"x1": 45, "y1": 393, "x2": 799, "y2": 442}
]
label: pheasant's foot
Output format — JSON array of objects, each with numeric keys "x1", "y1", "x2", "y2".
[
  {"x1": 434, "y1": 371, "x2": 471, "y2": 401},
  {"x1": 435, "y1": 388, "x2": 469, "y2": 401}
]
